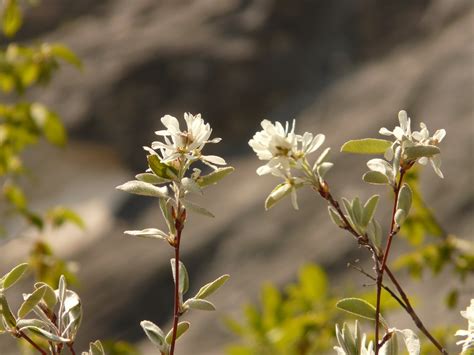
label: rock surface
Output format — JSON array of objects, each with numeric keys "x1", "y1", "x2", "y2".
[{"x1": 1, "y1": 0, "x2": 473, "y2": 354}]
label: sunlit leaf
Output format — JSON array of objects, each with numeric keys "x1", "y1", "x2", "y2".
[
  {"x1": 2, "y1": 0, "x2": 22, "y2": 37},
  {"x1": 404, "y1": 145, "x2": 440, "y2": 160},
  {"x1": 147, "y1": 154, "x2": 178, "y2": 180},
  {"x1": 197, "y1": 167, "x2": 234, "y2": 187},
  {"x1": 341, "y1": 139, "x2": 392, "y2": 154},
  {"x1": 195, "y1": 274, "x2": 230, "y2": 299},
  {"x1": 50, "y1": 44, "x2": 82, "y2": 69},
  {"x1": 363, "y1": 171, "x2": 389, "y2": 185},
  {"x1": 165, "y1": 321, "x2": 190, "y2": 344},
  {"x1": 18, "y1": 285, "x2": 47, "y2": 318},
  {"x1": 1, "y1": 263, "x2": 28, "y2": 290},
  {"x1": 184, "y1": 298, "x2": 216, "y2": 311},
  {"x1": 170, "y1": 259, "x2": 189, "y2": 296},
  {"x1": 140, "y1": 320, "x2": 167, "y2": 350},
  {"x1": 116, "y1": 180, "x2": 168, "y2": 198},
  {"x1": 182, "y1": 199, "x2": 214, "y2": 218}
]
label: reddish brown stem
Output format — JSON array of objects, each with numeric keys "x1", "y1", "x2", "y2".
[
  {"x1": 318, "y1": 181, "x2": 447, "y2": 354},
  {"x1": 169, "y1": 207, "x2": 185, "y2": 355},
  {"x1": 375, "y1": 170, "x2": 405, "y2": 354},
  {"x1": 385, "y1": 268, "x2": 448, "y2": 354},
  {"x1": 67, "y1": 342, "x2": 77, "y2": 355},
  {"x1": 18, "y1": 330, "x2": 47, "y2": 355}
]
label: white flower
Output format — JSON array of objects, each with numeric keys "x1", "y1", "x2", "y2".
[
  {"x1": 249, "y1": 119, "x2": 325, "y2": 175},
  {"x1": 380, "y1": 110, "x2": 412, "y2": 142},
  {"x1": 334, "y1": 322, "x2": 374, "y2": 355},
  {"x1": 412, "y1": 122, "x2": 446, "y2": 178},
  {"x1": 151, "y1": 113, "x2": 225, "y2": 168},
  {"x1": 456, "y1": 299, "x2": 474, "y2": 353},
  {"x1": 379, "y1": 110, "x2": 446, "y2": 178}
]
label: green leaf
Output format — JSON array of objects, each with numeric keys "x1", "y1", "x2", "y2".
[
  {"x1": 395, "y1": 208, "x2": 406, "y2": 226},
  {"x1": 116, "y1": 180, "x2": 168, "y2": 198},
  {"x1": 87, "y1": 340, "x2": 106, "y2": 355},
  {"x1": 328, "y1": 206, "x2": 345, "y2": 228},
  {"x1": 336, "y1": 298, "x2": 384, "y2": 323},
  {"x1": 342, "y1": 323, "x2": 357, "y2": 354},
  {"x1": 2, "y1": 0, "x2": 22, "y2": 37},
  {"x1": 160, "y1": 198, "x2": 176, "y2": 234},
  {"x1": 50, "y1": 44, "x2": 82, "y2": 69},
  {"x1": 16, "y1": 319, "x2": 50, "y2": 329},
  {"x1": 33, "y1": 282, "x2": 57, "y2": 309},
  {"x1": 18, "y1": 285, "x2": 47, "y2": 318},
  {"x1": 1, "y1": 263, "x2": 28, "y2": 290},
  {"x1": 195, "y1": 274, "x2": 230, "y2": 299},
  {"x1": 170, "y1": 259, "x2": 189, "y2": 296},
  {"x1": 135, "y1": 173, "x2": 168, "y2": 185},
  {"x1": 184, "y1": 298, "x2": 216, "y2": 311},
  {"x1": 367, "y1": 219, "x2": 383, "y2": 250},
  {"x1": 181, "y1": 199, "x2": 214, "y2": 218},
  {"x1": 197, "y1": 167, "x2": 234, "y2": 187},
  {"x1": 351, "y1": 197, "x2": 362, "y2": 225},
  {"x1": 393, "y1": 328, "x2": 420, "y2": 355},
  {"x1": 362, "y1": 195, "x2": 379, "y2": 227},
  {"x1": 165, "y1": 321, "x2": 190, "y2": 344},
  {"x1": 124, "y1": 228, "x2": 168, "y2": 240},
  {"x1": 20, "y1": 325, "x2": 70, "y2": 343},
  {"x1": 363, "y1": 171, "x2": 389, "y2": 185},
  {"x1": 404, "y1": 145, "x2": 440, "y2": 160},
  {"x1": 147, "y1": 155, "x2": 178, "y2": 180},
  {"x1": 47, "y1": 207, "x2": 84, "y2": 229},
  {"x1": 397, "y1": 183, "x2": 412, "y2": 216},
  {"x1": 43, "y1": 111, "x2": 67, "y2": 147},
  {"x1": 445, "y1": 289, "x2": 458, "y2": 309},
  {"x1": 30, "y1": 104, "x2": 67, "y2": 146},
  {"x1": 341, "y1": 139, "x2": 392, "y2": 154},
  {"x1": 3, "y1": 183, "x2": 27, "y2": 211},
  {"x1": 0, "y1": 294, "x2": 16, "y2": 327},
  {"x1": 140, "y1": 320, "x2": 167, "y2": 349},
  {"x1": 265, "y1": 183, "x2": 292, "y2": 210}
]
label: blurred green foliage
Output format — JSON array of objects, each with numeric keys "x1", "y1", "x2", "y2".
[
  {"x1": 395, "y1": 169, "x2": 474, "y2": 308},
  {"x1": 225, "y1": 264, "x2": 399, "y2": 355},
  {"x1": 0, "y1": 0, "x2": 82, "y2": 286}
]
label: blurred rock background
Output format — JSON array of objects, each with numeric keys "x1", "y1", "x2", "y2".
[{"x1": 1, "y1": 0, "x2": 473, "y2": 353}]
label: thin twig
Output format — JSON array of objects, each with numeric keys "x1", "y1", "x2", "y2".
[
  {"x1": 67, "y1": 342, "x2": 77, "y2": 355},
  {"x1": 17, "y1": 330, "x2": 47, "y2": 355},
  {"x1": 348, "y1": 263, "x2": 407, "y2": 310},
  {"x1": 375, "y1": 170, "x2": 405, "y2": 353},
  {"x1": 385, "y1": 268, "x2": 448, "y2": 354},
  {"x1": 169, "y1": 206, "x2": 185, "y2": 355},
  {"x1": 317, "y1": 180, "x2": 447, "y2": 354}
]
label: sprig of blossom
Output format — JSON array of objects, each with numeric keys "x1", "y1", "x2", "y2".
[
  {"x1": 456, "y1": 299, "x2": 474, "y2": 354},
  {"x1": 116, "y1": 113, "x2": 232, "y2": 354},
  {"x1": 379, "y1": 110, "x2": 446, "y2": 178},
  {"x1": 249, "y1": 119, "x2": 330, "y2": 210},
  {"x1": 152, "y1": 113, "x2": 226, "y2": 169}
]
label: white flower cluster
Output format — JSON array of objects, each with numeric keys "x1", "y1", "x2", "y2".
[
  {"x1": 152, "y1": 113, "x2": 226, "y2": 169},
  {"x1": 379, "y1": 110, "x2": 446, "y2": 178},
  {"x1": 456, "y1": 299, "x2": 474, "y2": 353},
  {"x1": 334, "y1": 322, "x2": 374, "y2": 355},
  {"x1": 334, "y1": 322, "x2": 420, "y2": 355},
  {"x1": 249, "y1": 119, "x2": 331, "y2": 210},
  {"x1": 117, "y1": 113, "x2": 234, "y2": 228}
]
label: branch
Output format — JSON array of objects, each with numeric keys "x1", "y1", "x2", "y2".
[
  {"x1": 375, "y1": 169, "x2": 405, "y2": 354},
  {"x1": 385, "y1": 267, "x2": 448, "y2": 354},
  {"x1": 316, "y1": 180, "x2": 447, "y2": 354},
  {"x1": 169, "y1": 205, "x2": 185, "y2": 355},
  {"x1": 17, "y1": 330, "x2": 47, "y2": 355}
]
